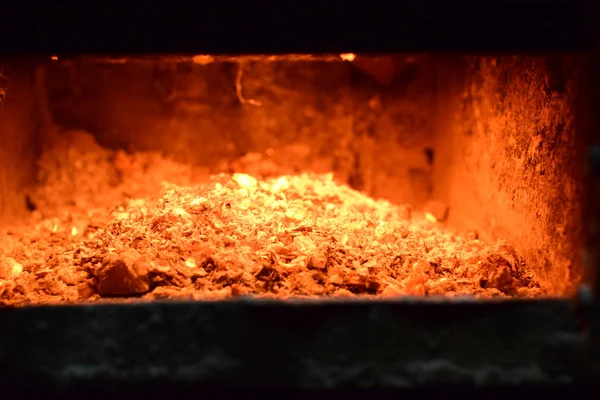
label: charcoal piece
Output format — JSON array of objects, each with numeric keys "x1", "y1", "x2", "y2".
[{"x1": 95, "y1": 250, "x2": 150, "y2": 297}]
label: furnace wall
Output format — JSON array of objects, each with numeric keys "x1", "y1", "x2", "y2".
[
  {"x1": 434, "y1": 56, "x2": 586, "y2": 294},
  {"x1": 0, "y1": 56, "x2": 587, "y2": 295}
]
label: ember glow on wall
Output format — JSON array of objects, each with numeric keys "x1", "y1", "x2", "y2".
[{"x1": 0, "y1": 54, "x2": 587, "y2": 306}]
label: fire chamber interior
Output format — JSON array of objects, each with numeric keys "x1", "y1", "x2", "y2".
[{"x1": 0, "y1": 54, "x2": 587, "y2": 305}]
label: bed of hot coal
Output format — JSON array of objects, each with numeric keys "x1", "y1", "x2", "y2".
[{"x1": 0, "y1": 131, "x2": 545, "y2": 306}]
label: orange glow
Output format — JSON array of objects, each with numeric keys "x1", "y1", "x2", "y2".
[
  {"x1": 0, "y1": 54, "x2": 579, "y2": 305},
  {"x1": 0, "y1": 132, "x2": 544, "y2": 305},
  {"x1": 192, "y1": 55, "x2": 214, "y2": 65},
  {"x1": 424, "y1": 213, "x2": 437, "y2": 223},
  {"x1": 339, "y1": 53, "x2": 356, "y2": 62}
]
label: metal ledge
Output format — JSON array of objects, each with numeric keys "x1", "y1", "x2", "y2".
[
  {"x1": 0, "y1": 1, "x2": 592, "y2": 55},
  {"x1": 0, "y1": 298, "x2": 596, "y2": 391}
]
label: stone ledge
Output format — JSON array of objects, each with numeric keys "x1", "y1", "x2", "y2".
[{"x1": 0, "y1": 298, "x2": 596, "y2": 389}]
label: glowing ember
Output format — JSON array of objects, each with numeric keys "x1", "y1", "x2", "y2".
[
  {"x1": 0, "y1": 133, "x2": 545, "y2": 306},
  {"x1": 232, "y1": 173, "x2": 257, "y2": 189},
  {"x1": 424, "y1": 213, "x2": 437, "y2": 223},
  {"x1": 0, "y1": 257, "x2": 22, "y2": 279}
]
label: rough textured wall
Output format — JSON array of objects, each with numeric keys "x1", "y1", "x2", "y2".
[
  {"x1": 349, "y1": 61, "x2": 436, "y2": 207},
  {"x1": 44, "y1": 59, "x2": 436, "y2": 208},
  {"x1": 0, "y1": 66, "x2": 44, "y2": 223},
  {"x1": 45, "y1": 60, "x2": 243, "y2": 165},
  {"x1": 237, "y1": 60, "x2": 436, "y2": 206},
  {"x1": 434, "y1": 56, "x2": 585, "y2": 295},
  {"x1": 0, "y1": 67, "x2": 7, "y2": 104}
]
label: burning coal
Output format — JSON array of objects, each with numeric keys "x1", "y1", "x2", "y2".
[{"x1": 0, "y1": 131, "x2": 544, "y2": 306}]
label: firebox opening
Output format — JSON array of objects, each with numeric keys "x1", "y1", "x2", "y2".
[{"x1": 0, "y1": 53, "x2": 586, "y2": 306}]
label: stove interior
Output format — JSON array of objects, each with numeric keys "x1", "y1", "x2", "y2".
[{"x1": 0, "y1": 54, "x2": 587, "y2": 305}]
